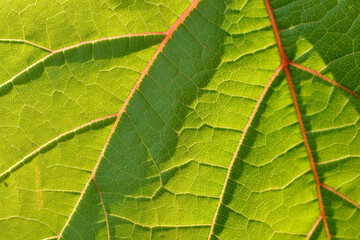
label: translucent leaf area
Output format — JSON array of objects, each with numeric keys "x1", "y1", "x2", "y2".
[{"x1": 0, "y1": 0, "x2": 359, "y2": 239}]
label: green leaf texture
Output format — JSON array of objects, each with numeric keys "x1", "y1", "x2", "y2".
[{"x1": 1, "y1": 0, "x2": 359, "y2": 239}]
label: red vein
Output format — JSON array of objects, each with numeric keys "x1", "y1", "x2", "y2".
[
  {"x1": 92, "y1": 176, "x2": 110, "y2": 240},
  {"x1": 264, "y1": 1, "x2": 287, "y2": 64},
  {"x1": 321, "y1": 183, "x2": 360, "y2": 210},
  {"x1": 306, "y1": 216, "x2": 322, "y2": 240},
  {"x1": 57, "y1": 0, "x2": 201, "y2": 238},
  {"x1": 264, "y1": 0, "x2": 331, "y2": 239},
  {"x1": 136, "y1": 0, "x2": 200, "y2": 83},
  {"x1": 0, "y1": 113, "x2": 117, "y2": 181},
  {"x1": 208, "y1": 65, "x2": 283, "y2": 239},
  {"x1": 289, "y1": 62, "x2": 360, "y2": 99}
]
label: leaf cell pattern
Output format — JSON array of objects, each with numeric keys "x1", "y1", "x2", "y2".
[{"x1": 0, "y1": 0, "x2": 359, "y2": 239}]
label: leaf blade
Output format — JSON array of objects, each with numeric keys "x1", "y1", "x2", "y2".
[{"x1": 1, "y1": 0, "x2": 360, "y2": 239}]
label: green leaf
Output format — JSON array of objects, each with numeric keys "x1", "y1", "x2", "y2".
[{"x1": 1, "y1": 0, "x2": 359, "y2": 239}]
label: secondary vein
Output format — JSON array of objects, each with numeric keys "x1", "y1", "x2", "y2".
[{"x1": 207, "y1": 65, "x2": 283, "y2": 239}]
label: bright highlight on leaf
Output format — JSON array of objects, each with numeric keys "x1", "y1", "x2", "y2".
[{"x1": 0, "y1": 0, "x2": 359, "y2": 239}]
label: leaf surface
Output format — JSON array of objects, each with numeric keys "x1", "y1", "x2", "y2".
[{"x1": 0, "y1": 0, "x2": 359, "y2": 239}]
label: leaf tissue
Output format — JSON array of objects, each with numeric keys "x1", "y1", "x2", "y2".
[{"x1": 0, "y1": 0, "x2": 359, "y2": 239}]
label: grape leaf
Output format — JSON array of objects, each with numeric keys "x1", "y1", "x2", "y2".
[{"x1": 1, "y1": 0, "x2": 359, "y2": 239}]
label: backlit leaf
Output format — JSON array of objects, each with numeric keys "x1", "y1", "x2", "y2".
[{"x1": 1, "y1": 0, "x2": 359, "y2": 239}]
